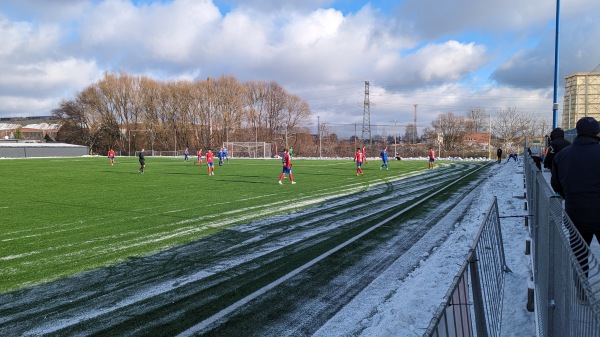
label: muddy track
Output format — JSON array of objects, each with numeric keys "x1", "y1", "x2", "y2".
[{"x1": 0, "y1": 162, "x2": 492, "y2": 336}]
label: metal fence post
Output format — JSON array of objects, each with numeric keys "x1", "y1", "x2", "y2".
[{"x1": 469, "y1": 249, "x2": 488, "y2": 337}]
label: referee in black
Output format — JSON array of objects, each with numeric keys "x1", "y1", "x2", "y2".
[{"x1": 138, "y1": 148, "x2": 145, "y2": 174}]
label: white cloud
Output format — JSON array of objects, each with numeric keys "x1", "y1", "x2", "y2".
[
  {"x1": 0, "y1": 12, "x2": 101, "y2": 115},
  {"x1": 78, "y1": 0, "x2": 222, "y2": 64},
  {"x1": 0, "y1": 0, "x2": 598, "y2": 128},
  {"x1": 0, "y1": 57, "x2": 100, "y2": 104},
  {"x1": 281, "y1": 8, "x2": 343, "y2": 47},
  {"x1": 396, "y1": 0, "x2": 556, "y2": 38},
  {"x1": 0, "y1": 15, "x2": 61, "y2": 60},
  {"x1": 403, "y1": 41, "x2": 488, "y2": 84}
]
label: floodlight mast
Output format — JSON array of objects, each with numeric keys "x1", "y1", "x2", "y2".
[
  {"x1": 318, "y1": 116, "x2": 321, "y2": 159},
  {"x1": 361, "y1": 81, "x2": 371, "y2": 144},
  {"x1": 552, "y1": 0, "x2": 560, "y2": 129}
]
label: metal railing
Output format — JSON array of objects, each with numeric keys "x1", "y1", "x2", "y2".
[
  {"x1": 426, "y1": 153, "x2": 600, "y2": 337},
  {"x1": 524, "y1": 152, "x2": 600, "y2": 337},
  {"x1": 424, "y1": 197, "x2": 509, "y2": 337}
]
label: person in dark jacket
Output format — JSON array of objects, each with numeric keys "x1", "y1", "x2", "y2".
[
  {"x1": 543, "y1": 127, "x2": 571, "y2": 170},
  {"x1": 551, "y1": 117, "x2": 600, "y2": 278},
  {"x1": 496, "y1": 148, "x2": 502, "y2": 163},
  {"x1": 138, "y1": 148, "x2": 145, "y2": 174}
]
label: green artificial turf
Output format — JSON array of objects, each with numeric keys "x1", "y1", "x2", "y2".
[{"x1": 0, "y1": 155, "x2": 431, "y2": 293}]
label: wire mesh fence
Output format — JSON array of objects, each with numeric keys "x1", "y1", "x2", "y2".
[
  {"x1": 424, "y1": 197, "x2": 509, "y2": 337},
  {"x1": 524, "y1": 152, "x2": 600, "y2": 337}
]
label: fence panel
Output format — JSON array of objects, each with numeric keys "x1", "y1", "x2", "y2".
[
  {"x1": 524, "y1": 153, "x2": 600, "y2": 337},
  {"x1": 425, "y1": 197, "x2": 507, "y2": 337}
]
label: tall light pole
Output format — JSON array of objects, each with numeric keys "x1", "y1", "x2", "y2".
[
  {"x1": 394, "y1": 119, "x2": 397, "y2": 156},
  {"x1": 207, "y1": 77, "x2": 212, "y2": 147},
  {"x1": 413, "y1": 104, "x2": 418, "y2": 144},
  {"x1": 552, "y1": 0, "x2": 561, "y2": 128},
  {"x1": 318, "y1": 116, "x2": 321, "y2": 159},
  {"x1": 488, "y1": 114, "x2": 492, "y2": 160}
]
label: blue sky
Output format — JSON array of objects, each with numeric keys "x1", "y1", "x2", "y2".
[{"x1": 0, "y1": 0, "x2": 599, "y2": 131}]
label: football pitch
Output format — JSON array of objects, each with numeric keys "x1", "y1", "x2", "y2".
[{"x1": 0, "y1": 156, "x2": 431, "y2": 294}]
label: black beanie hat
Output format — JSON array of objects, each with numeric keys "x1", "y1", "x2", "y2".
[
  {"x1": 549, "y1": 128, "x2": 564, "y2": 140},
  {"x1": 576, "y1": 117, "x2": 600, "y2": 136}
]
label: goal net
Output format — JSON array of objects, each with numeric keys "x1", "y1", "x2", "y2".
[{"x1": 223, "y1": 142, "x2": 273, "y2": 158}]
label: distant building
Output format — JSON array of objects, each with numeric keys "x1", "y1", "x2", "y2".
[
  {"x1": 463, "y1": 133, "x2": 489, "y2": 144},
  {"x1": 21, "y1": 123, "x2": 61, "y2": 140},
  {"x1": 562, "y1": 72, "x2": 600, "y2": 129},
  {"x1": 463, "y1": 133, "x2": 489, "y2": 148},
  {"x1": 0, "y1": 122, "x2": 60, "y2": 141}
]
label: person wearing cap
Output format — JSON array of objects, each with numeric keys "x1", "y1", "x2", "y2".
[
  {"x1": 551, "y1": 117, "x2": 600, "y2": 280},
  {"x1": 543, "y1": 127, "x2": 571, "y2": 170}
]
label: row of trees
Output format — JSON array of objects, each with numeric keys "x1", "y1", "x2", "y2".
[
  {"x1": 54, "y1": 72, "x2": 311, "y2": 154},
  {"x1": 422, "y1": 108, "x2": 551, "y2": 156},
  {"x1": 314, "y1": 108, "x2": 551, "y2": 159},
  {"x1": 53, "y1": 71, "x2": 551, "y2": 158}
]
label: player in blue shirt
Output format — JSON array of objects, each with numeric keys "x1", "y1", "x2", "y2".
[
  {"x1": 218, "y1": 148, "x2": 224, "y2": 166},
  {"x1": 380, "y1": 147, "x2": 389, "y2": 170}
]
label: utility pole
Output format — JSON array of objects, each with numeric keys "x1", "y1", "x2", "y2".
[
  {"x1": 354, "y1": 123, "x2": 357, "y2": 149},
  {"x1": 207, "y1": 77, "x2": 212, "y2": 148},
  {"x1": 394, "y1": 119, "x2": 397, "y2": 156},
  {"x1": 488, "y1": 115, "x2": 492, "y2": 160},
  {"x1": 318, "y1": 116, "x2": 321, "y2": 159},
  {"x1": 413, "y1": 104, "x2": 418, "y2": 144},
  {"x1": 361, "y1": 81, "x2": 371, "y2": 144}
]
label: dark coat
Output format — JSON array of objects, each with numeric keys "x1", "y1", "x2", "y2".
[
  {"x1": 551, "y1": 135, "x2": 600, "y2": 230},
  {"x1": 543, "y1": 128, "x2": 571, "y2": 169}
]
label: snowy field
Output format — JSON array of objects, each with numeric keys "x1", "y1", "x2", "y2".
[{"x1": 311, "y1": 160, "x2": 537, "y2": 336}]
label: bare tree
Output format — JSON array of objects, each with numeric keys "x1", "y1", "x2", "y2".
[
  {"x1": 404, "y1": 124, "x2": 417, "y2": 144},
  {"x1": 52, "y1": 71, "x2": 315, "y2": 153},
  {"x1": 265, "y1": 81, "x2": 287, "y2": 140},
  {"x1": 138, "y1": 77, "x2": 161, "y2": 153},
  {"x1": 53, "y1": 99, "x2": 92, "y2": 147},
  {"x1": 282, "y1": 94, "x2": 311, "y2": 148},
  {"x1": 465, "y1": 108, "x2": 488, "y2": 133},
  {"x1": 53, "y1": 85, "x2": 119, "y2": 153},
  {"x1": 431, "y1": 112, "x2": 466, "y2": 151},
  {"x1": 493, "y1": 107, "x2": 527, "y2": 153},
  {"x1": 213, "y1": 75, "x2": 245, "y2": 146},
  {"x1": 243, "y1": 81, "x2": 269, "y2": 143}
]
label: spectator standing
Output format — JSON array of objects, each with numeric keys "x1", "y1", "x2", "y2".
[
  {"x1": 543, "y1": 128, "x2": 571, "y2": 170},
  {"x1": 551, "y1": 117, "x2": 600, "y2": 279},
  {"x1": 496, "y1": 148, "x2": 502, "y2": 164}
]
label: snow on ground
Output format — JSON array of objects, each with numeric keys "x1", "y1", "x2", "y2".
[{"x1": 314, "y1": 160, "x2": 537, "y2": 337}]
